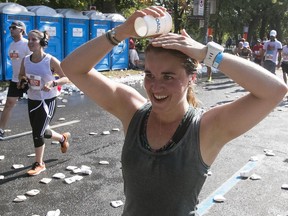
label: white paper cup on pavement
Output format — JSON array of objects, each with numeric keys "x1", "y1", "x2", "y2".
[{"x1": 134, "y1": 11, "x2": 172, "y2": 37}]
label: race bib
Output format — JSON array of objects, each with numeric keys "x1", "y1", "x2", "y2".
[
  {"x1": 27, "y1": 74, "x2": 41, "y2": 90},
  {"x1": 265, "y1": 54, "x2": 273, "y2": 61},
  {"x1": 283, "y1": 54, "x2": 288, "y2": 62},
  {"x1": 9, "y1": 51, "x2": 19, "y2": 60}
]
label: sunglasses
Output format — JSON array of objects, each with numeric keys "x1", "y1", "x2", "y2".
[{"x1": 9, "y1": 26, "x2": 21, "y2": 30}]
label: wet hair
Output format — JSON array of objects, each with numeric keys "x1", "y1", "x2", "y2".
[
  {"x1": 29, "y1": 30, "x2": 49, "y2": 47},
  {"x1": 145, "y1": 44, "x2": 199, "y2": 107}
]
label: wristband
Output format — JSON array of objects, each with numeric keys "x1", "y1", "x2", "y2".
[
  {"x1": 110, "y1": 29, "x2": 121, "y2": 43},
  {"x1": 106, "y1": 31, "x2": 118, "y2": 46},
  {"x1": 106, "y1": 30, "x2": 121, "y2": 46},
  {"x1": 52, "y1": 80, "x2": 58, "y2": 87},
  {"x1": 204, "y1": 41, "x2": 224, "y2": 68},
  {"x1": 105, "y1": 30, "x2": 118, "y2": 46},
  {"x1": 212, "y1": 52, "x2": 224, "y2": 69}
]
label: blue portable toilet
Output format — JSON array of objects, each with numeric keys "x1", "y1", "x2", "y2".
[
  {"x1": 26, "y1": 5, "x2": 64, "y2": 61},
  {"x1": 0, "y1": 3, "x2": 34, "y2": 81},
  {"x1": 106, "y1": 13, "x2": 128, "y2": 70},
  {"x1": 84, "y1": 11, "x2": 111, "y2": 71},
  {"x1": 56, "y1": 9, "x2": 89, "y2": 58}
]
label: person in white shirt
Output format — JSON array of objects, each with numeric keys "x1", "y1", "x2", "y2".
[
  {"x1": 0, "y1": 21, "x2": 31, "y2": 140},
  {"x1": 262, "y1": 30, "x2": 282, "y2": 74},
  {"x1": 281, "y1": 38, "x2": 288, "y2": 84}
]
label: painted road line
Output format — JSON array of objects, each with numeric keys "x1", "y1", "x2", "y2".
[
  {"x1": 1, "y1": 120, "x2": 80, "y2": 141},
  {"x1": 197, "y1": 154, "x2": 265, "y2": 216}
]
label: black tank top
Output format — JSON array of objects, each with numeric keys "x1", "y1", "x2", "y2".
[{"x1": 121, "y1": 103, "x2": 209, "y2": 216}]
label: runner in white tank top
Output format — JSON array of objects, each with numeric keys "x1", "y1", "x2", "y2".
[{"x1": 18, "y1": 29, "x2": 71, "y2": 176}]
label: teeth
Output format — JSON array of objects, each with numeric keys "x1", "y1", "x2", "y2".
[{"x1": 154, "y1": 94, "x2": 168, "y2": 100}]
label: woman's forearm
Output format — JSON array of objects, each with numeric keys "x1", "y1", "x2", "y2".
[{"x1": 54, "y1": 77, "x2": 70, "y2": 86}]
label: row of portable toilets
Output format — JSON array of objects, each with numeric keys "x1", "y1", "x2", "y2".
[{"x1": 0, "y1": 3, "x2": 129, "y2": 81}]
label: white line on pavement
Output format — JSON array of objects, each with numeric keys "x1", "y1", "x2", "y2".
[
  {"x1": 1, "y1": 120, "x2": 80, "y2": 141},
  {"x1": 197, "y1": 154, "x2": 265, "y2": 215}
]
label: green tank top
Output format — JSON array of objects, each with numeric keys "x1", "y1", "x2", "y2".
[{"x1": 121, "y1": 103, "x2": 209, "y2": 216}]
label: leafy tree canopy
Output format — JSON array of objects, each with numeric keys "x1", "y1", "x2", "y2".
[{"x1": 1, "y1": 0, "x2": 287, "y2": 45}]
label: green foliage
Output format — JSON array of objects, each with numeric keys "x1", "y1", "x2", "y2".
[
  {"x1": 0, "y1": 0, "x2": 287, "y2": 45},
  {"x1": 209, "y1": 0, "x2": 288, "y2": 44}
]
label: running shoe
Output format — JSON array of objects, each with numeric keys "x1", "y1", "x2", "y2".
[
  {"x1": 60, "y1": 132, "x2": 70, "y2": 153},
  {"x1": 27, "y1": 162, "x2": 46, "y2": 176}
]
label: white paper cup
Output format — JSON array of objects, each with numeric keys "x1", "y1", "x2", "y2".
[{"x1": 134, "y1": 11, "x2": 172, "y2": 37}]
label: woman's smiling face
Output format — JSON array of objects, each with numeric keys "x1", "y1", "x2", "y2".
[
  {"x1": 144, "y1": 51, "x2": 190, "y2": 113},
  {"x1": 27, "y1": 32, "x2": 41, "y2": 52}
]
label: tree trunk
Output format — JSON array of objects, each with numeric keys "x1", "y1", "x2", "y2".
[
  {"x1": 173, "y1": 0, "x2": 180, "y2": 33},
  {"x1": 102, "y1": 0, "x2": 117, "y2": 13}
]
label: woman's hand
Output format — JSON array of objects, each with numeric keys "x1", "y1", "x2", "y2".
[
  {"x1": 151, "y1": 29, "x2": 207, "y2": 62},
  {"x1": 42, "y1": 80, "x2": 54, "y2": 92},
  {"x1": 116, "y1": 6, "x2": 168, "y2": 40},
  {"x1": 17, "y1": 76, "x2": 28, "y2": 90}
]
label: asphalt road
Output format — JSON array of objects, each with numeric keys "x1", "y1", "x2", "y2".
[{"x1": 0, "y1": 70, "x2": 287, "y2": 216}]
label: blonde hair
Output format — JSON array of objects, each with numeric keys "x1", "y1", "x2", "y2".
[{"x1": 187, "y1": 83, "x2": 199, "y2": 107}]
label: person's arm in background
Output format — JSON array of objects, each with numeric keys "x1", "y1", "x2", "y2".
[
  {"x1": 17, "y1": 58, "x2": 28, "y2": 90},
  {"x1": 40, "y1": 56, "x2": 70, "y2": 92},
  {"x1": 261, "y1": 42, "x2": 267, "y2": 60},
  {"x1": 277, "y1": 49, "x2": 282, "y2": 68}
]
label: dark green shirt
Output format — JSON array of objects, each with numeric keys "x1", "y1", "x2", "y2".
[{"x1": 122, "y1": 103, "x2": 209, "y2": 216}]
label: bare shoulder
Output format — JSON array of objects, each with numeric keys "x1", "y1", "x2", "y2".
[{"x1": 49, "y1": 55, "x2": 60, "y2": 64}]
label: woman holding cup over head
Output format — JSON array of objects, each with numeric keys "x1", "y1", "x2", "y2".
[{"x1": 61, "y1": 6, "x2": 287, "y2": 216}]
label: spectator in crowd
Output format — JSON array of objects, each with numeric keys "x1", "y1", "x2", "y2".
[
  {"x1": 0, "y1": 21, "x2": 31, "y2": 139},
  {"x1": 233, "y1": 41, "x2": 244, "y2": 56},
  {"x1": 240, "y1": 41, "x2": 252, "y2": 60},
  {"x1": 129, "y1": 38, "x2": 140, "y2": 69},
  {"x1": 225, "y1": 36, "x2": 232, "y2": 49}
]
